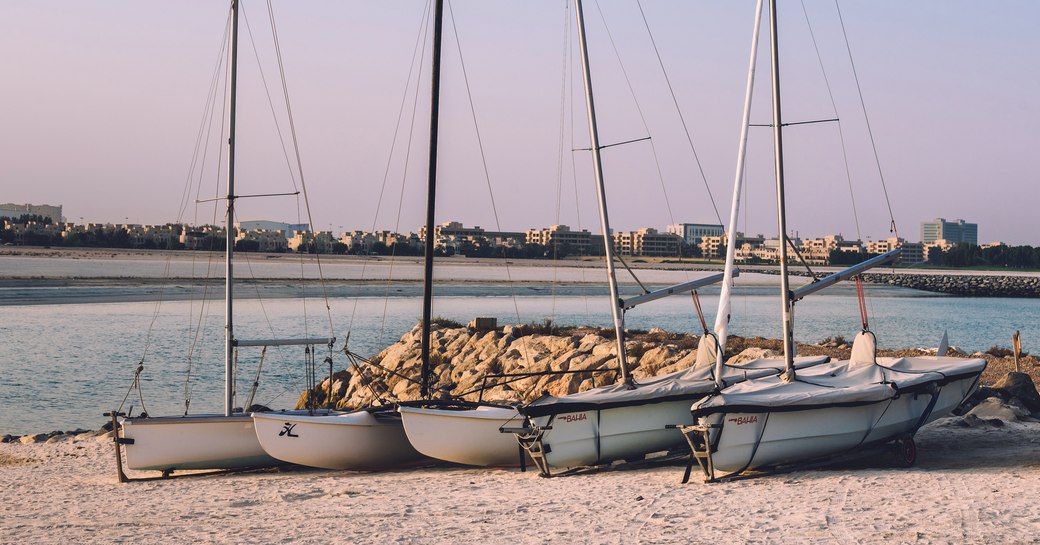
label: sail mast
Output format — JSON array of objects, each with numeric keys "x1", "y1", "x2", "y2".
[
  {"x1": 573, "y1": 0, "x2": 631, "y2": 385},
  {"x1": 420, "y1": 0, "x2": 445, "y2": 399},
  {"x1": 714, "y1": 0, "x2": 764, "y2": 389},
  {"x1": 768, "y1": 0, "x2": 796, "y2": 379},
  {"x1": 224, "y1": 0, "x2": 240, "y2": 417}
]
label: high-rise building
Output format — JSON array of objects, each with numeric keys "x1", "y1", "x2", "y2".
[
  {"x1": 921, "y1": 218, "x2": 977, "y2": 245},
  {"x1": 666, "y1": 223, "x2": 724, "y2": 245}
]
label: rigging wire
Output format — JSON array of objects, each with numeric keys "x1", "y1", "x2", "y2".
[
  {"x1": 444, "y1": 0, "x2": 535, "y2": 368},
  {"x1": 184, "y1": 9, "x2": 238, "y2": 414},
  {"x1": 590, "y1": 0, "x2": 675, "y2": 238},
  {"x1": 798, "y1": 0, "x2": 862, "y2": 242},
  {"x1": 378, "y1": 0, "x2": 434, "y2": 346},
  {"x1": 634, "y1": 0, "x2": 723, "y2": 226},
  {"x1": 264, "y1": 0, "x2": 336, "y2": 341},
  {"x1": 833, "y1": 1, "x2": 899, "y2": 238},
  {"x1": 549, "y1": 0, "x2": 573, "y2": 324},
  {"x1": 564, "y1": 10, "x2": 592, "y2": 322},
  {"x1": 345, "y1": 0, "x2": 434, "y2": 344},
  {"x1": 135, "y1": 9, "x2": 230, "y2": 391}
]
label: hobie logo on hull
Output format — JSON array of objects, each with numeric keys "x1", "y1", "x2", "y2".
[
  {"x1": 728, "y1": 416, "x2": 758, "y2": 425},
  {"x1": 560, "y1": 413, "x2": 588, "y2": 423},
  {"x1": 279, "y1": 422, "x2": 299, "y2": 437}
]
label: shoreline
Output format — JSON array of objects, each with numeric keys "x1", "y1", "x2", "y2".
[{"x1": 3, "y1": 246, "x2": 1038, "y2": 299}]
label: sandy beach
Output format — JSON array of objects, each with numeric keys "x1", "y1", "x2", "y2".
[{"x1": 2, "y1": 416, "x2": 1038, "y2": 545}]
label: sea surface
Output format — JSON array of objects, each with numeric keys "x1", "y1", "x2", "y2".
[{"x1": 1, "y1": 255, "x2": 1038, "y2": 435}]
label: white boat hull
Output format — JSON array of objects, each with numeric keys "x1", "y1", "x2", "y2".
[
  {"x1": 252, "y1": 410, "x2": 431, "y2": 470},
  {"x1": 399, "y1": 405, "x2": 529, "y2": 467},
  {"x1": 694, "y1": 357, "x2": 986, "y2": 477},
  {"x1": 878, "y1": 357, "x2": 985, "y2": 424},
  {"x1": 516, "y1": 356, "x2": 831, "y2": 473},
  {"x1": 120, "y1": 414, "x2": 280, "y2": 471},
  {"x1": 701, "y1": 393, "x2": 933, "y2": 474},
  {"x1": 526, "y1": 397, "x2": 695, "y2": 470}
]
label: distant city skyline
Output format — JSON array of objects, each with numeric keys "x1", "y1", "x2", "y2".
[{"x1": 1, "y1": 2, "x2": 1036, "y2": 245}]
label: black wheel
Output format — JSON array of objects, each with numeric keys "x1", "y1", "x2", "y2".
[{"x1": 897, "y1": 435, "x2": 917, "y2": 467}]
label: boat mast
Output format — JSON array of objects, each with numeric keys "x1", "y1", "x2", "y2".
[
  {"x1": 420, "y1": 0, "x2": 445, "y2": 399},
  {"x1": 768, "y1": 0, "x2": 796, "y2": 380},
  {"x1": 573, "y1": 0, "x2": 631, "y2": 386},
  {"x1": 224, "y1": 0, "x2": 240, "y2": 416},
  {"x1": 714, "y1": 0, "x2": 764, "y2": 390}
]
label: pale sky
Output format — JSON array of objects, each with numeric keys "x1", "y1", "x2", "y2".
[{"x1": 1, "y1": 1, "x2": 1037, "y2": 244}]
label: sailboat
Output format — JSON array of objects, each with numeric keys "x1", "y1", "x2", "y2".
[
  {"x1": 251, "y1": 0, "x2": 455, "y2": 471},
  {"x1": 680, "y1": 0, "x2": 987, "y2": 482},
  {"x1": 394, "y1": 0, "x2": 810, "y2": 472},
  {"x1": 115, "y1": 0, "x2": 334, "y2": 475},
  {"x1": 494, "y1": 0, "x2": 840, "y2": 477}
]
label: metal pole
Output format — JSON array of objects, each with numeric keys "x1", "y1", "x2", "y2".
[
  {"x1": 574, "y1": 0, "x2": 631, "y2": 385},
  {"x1": 768, "y1": 0, "x2": 796, "y2": 380},
  {"x1": 714, "y1": 0, "x2": 764, "y2": 390},
  {"x1": 420, "y1": 0, "x2": 445, "y2": 399},
  {"x1": 224, "y1": 0, "x2": 240, "y2": 416}
]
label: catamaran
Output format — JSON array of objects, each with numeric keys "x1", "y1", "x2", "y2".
[
  {"x1": 252, "y1": 0, "x2": 454, "y2": 470},
  {"x1": 679, "y1": 0, "x2": 986, "y2": 482},
  {"x1": 499, "y1": 0, "x2": 838, "y2": 477},
  {"x1": 114, "y1": 0, "x2": 335, "y2": 476}
]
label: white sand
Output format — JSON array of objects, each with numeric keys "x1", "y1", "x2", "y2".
[{"x1": 2, "y1": 418, "x2": 1039, "y2": 545}]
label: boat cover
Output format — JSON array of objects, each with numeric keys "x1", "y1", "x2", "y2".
[
  {"x1": 521, "y1": 355, "x2": 829, "y2": 418},
  {"x1": 691, "y1": 361, "x2": 946, "y2": 417},
  {"x1": 877, "y1": 356, "x2": 987, "y2": 383}
]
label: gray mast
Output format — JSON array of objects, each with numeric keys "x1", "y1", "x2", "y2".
[
  {"x1": 768, "y1": 0, "x2": 796, "y2": 380},
  {"x1": 573, "y1": 0, "x2": 631, "y2": 385},
  {"x1": 224, "y1": 0, "x2": 240, "y2": 416}
]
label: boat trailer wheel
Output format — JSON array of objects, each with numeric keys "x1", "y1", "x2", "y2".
[{"x1": 896, "y1": 435, "x2": 917, "y2": 467}]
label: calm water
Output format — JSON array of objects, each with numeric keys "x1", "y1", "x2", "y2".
[{"x1": 2, "y1": 281, "x2": 1037, "y2": 436}]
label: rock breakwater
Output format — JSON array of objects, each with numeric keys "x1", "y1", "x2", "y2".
[
  {"x1": 755, "y1": 268, "x2": 1040, "y2": 298},
  {"x1": 296, "y1": 324, "x2": 1039, "y2": 411},
  {"x1": 861, "y1": 272, "x2": 1040, "y2": 298}
]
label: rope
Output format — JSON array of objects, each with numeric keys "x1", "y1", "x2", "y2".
[
  {"x1": 117, "y1": 362, "x2": 149, "y2": 418},
  {"x1": 691, "y1": 291, "x2": 708, "y2": 335},
  {"x1": 855, "y1": 276, "x2": 869, "y2": 331},
  {"x1": 244, "y1": 346, "x2": 267, "y2": 411}
]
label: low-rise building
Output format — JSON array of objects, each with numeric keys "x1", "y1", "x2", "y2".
[
  {"x1": 0, "y1": 202, "x2": 63, "y2": 223},
  {"x1": 526, "y1": 224, "x2": 593, "y2": 254},
  {"x1": 236, "y1": 228, "x2": 288, "y2": 252},
  {"x1": 613, "y1": 228, "x2": 682, "y2": 257}
]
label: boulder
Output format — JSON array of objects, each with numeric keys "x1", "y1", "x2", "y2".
[
  {"x1": 966, "y1": 397, "x2": 1029, "y2": 422},
  {"x1": 992, "y1": 372, "x2": 1040, "y2": 413},
  {"x1": 727, "y1": 347, "x2": 780, "y2": 365}
]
